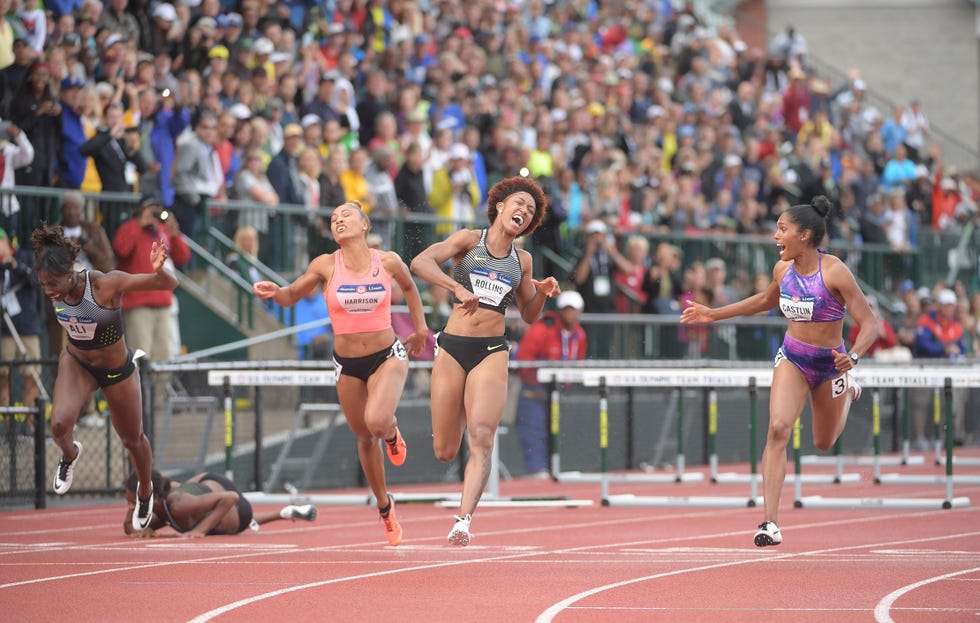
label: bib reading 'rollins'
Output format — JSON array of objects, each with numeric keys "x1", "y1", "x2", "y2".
[
  {"x1": 778, "y1": 251, "x2": 846, "y2": 323},
  {"x1": 54, "y1": 270, "x2": 125, "y2": 349},
  {"x1": 452, "y1": 229, "x2": 523, "y2": 313}
]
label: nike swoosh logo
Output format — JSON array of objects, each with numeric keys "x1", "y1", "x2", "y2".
[
  {"x1": 487, "y1": 344, "x2": 504, "y2": 351},
  {"x1": 474, "y1": 256, "x2": 491, "y2": 262},
  {"x1": 107, "y1": 373, "x2": 122, "y2": 379},
  {"x1": 55, "y1": 307, "x2": 66, "y2": 312}
]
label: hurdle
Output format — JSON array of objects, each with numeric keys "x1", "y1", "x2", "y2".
[
  {"x1": 800, "y1": 386, "x2": 926, "y2": 467},
  {"x1": 536, "y1": 367, "x2": 704, "y2": 485},
  {"x1": 796, "y1": 370, "x2": 979, "y2": 510},
  {"x1": 574, "y1": 367, "x2": 770, "y2": 508},
  {"x1": 203, "y1": 367, "x2": 592, "y2": 509},
  {"x1": 708, "y1": 387, "x2": 861, "y2": 485},
  {"x1": 206, "y1": 368, "x2": 379, "y2": 507},
  {"x1": 874, "y1": 379, "x2": 980, "y2": 486}
]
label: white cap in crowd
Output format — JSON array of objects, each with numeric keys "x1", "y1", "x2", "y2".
[
  {"x1": 937, "y1": 289, "x2": 957, "y2": 305},
  {"x1": 585, "y1": 220, "x2": 607, "y2": 234},
  {"x1": 448, "y1": 143, "x2": 471, "y2": 161},
  {"x1": 556, "y1": 291, "x2": 584, "y2": 311}
]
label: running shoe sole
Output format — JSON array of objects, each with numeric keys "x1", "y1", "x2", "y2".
[
  {"x1": 448, "y1": 515, "x2": 472, "y2": 546},
  {"x1": 448, "y1": 529, "x2": 470, "y2": 546},
  {"x1": 754, "y1": 533, "x2": 780, "y2": 547}
]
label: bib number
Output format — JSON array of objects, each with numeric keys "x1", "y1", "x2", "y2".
[{"x1": 831, "y1": 374, "x2": 847, "y2": 398}]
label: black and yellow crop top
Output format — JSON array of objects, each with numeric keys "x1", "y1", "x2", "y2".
[
  {"x1": 451, "y1": 229, "x2": 524, "y2": 314},
  {"x1": 54, "y1": 270, "x2": 125, "y2": 350}
]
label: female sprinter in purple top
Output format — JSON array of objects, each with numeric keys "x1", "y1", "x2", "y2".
[{"x1": 681, "y1": 196, "x2": 878, "y2": 547}]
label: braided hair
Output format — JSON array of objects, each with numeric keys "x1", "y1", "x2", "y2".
[{"x1": 31, "y1": 222, "x2": 79, "y2": 277}]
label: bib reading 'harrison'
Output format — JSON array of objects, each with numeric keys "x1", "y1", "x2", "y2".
[
  {"x1": 325, "y1": 248, "x2": 392, "y2": 335},
  {"x1": 54, "y1": 270, "x2": 125, "y2": 349},
  {"x1": 778, "y1": 251, "x2": 846, "y2": 322},
  {"x1": 452, "y1": 229, "x2": 523, "y2": 313}
]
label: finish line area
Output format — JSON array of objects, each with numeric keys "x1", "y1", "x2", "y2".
[
  {"x1": 537, "y1": 363, "x2": 979, "y2": 510},
  {"x1": 145, "y1": 361, "x2": 979, "y2": 513},
  {"x1": 202, "y1": 368, "x2": 593, "y2": 509}
]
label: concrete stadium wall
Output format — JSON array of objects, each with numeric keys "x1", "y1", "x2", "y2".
[{"x1": 764, "y1": 0, "x2": 980, "y2": 171}]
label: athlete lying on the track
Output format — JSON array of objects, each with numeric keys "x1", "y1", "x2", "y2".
[{"x1": 123, "y1": 471, "x2": 316, "y2": 537}]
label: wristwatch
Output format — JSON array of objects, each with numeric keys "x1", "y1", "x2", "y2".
[{"x1": 848, "y1": 352, "x2": 860, "y2": 365}]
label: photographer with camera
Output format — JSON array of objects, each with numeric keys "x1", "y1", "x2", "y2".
[
  {"x1": 8, "y1": 63, "x2": 59, "y2": 230},
  {"x1": 0, "y1": 227, "x2": 44, "y2": 437},
  {"x1": 429, "y1": 143, "x2": 480, "y2": 237},
  {"x1": 111, "y1": 196, "x2": 190, "y2": 363},
  {"x1": 0, "y1": 119, "x2": 34, "y2": 242},
  {"x1": 135, "y1": 87, "x2": 190, "y2": 211},
  {"x1": 79, "y1": 102, "x2": 150, "y2": 241}
]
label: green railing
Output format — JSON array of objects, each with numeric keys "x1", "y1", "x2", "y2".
[{"x1": 4, "y1": 186, "x2": 972, "y2": 340}]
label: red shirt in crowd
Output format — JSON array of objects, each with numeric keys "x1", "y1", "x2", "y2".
[
  {"x1": 517, "y1": 311, "x2": 587, "y2": 386},
  {"x1": 111, "y1": 217, "x2": 191, "y2": 310}
]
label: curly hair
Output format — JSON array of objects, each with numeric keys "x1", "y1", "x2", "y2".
[
  {"x1": 485, "y1": 175, "x2": 548, "y2": 237},
  {"x1": 31, "y1": 222, "x2": 79, "y2": 277}
]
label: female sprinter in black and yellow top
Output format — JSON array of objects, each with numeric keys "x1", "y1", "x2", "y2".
[
  {"x1": 411, "y1": 176, "x2": 560, "y2": 546},
  {"x1": 33, "y1": 222, "x2": 177, "y2": 532}
]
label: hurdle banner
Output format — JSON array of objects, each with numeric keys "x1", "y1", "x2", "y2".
[
  {"x1": 208, "y1": 369, "x2": 590, "y2": 508},
  {"x1": 541, "y1": 365, "x2": 977, "y2": 510},
  {"x1": 536, "y1": 368, "x2": 705, "y2": 487}
]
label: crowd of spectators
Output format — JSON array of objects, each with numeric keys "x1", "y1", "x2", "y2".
[{"x1": 0, "y1": 0, "x2": 977, "y2": 366}]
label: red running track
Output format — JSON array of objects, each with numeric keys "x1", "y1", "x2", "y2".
[{"x1": 1, "y1": 452, "x2": 979, "y2": 623}]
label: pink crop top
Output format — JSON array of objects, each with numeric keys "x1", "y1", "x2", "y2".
[{"x1": 325, "y1": 248, "x2": 392, "y2": 335}]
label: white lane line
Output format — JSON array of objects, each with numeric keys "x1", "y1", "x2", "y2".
[
  {"x1": 183, "y1": 518, "x2": 980, "y2": 623},
  {"x1": 534, "y1": 531, "x2": 980, "y2": 623},
  {"x1": 873, "y1": 566, "x2": 980, "y2": 623}
]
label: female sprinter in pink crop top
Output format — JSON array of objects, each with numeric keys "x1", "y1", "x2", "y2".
[
  {"x1": 681, "y1": 195, "x2": 877, "y2": 548},
  {"x1": 253, "y1": 201, "x2": 428, "y2": 547}
]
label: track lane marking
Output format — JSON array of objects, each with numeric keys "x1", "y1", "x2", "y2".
[
  {"x1": 534, "y1": 530, "x2": 980, "y2": 622},
  {"x1": 873, "y1": 566, "x2": 980, "y2": 623}
]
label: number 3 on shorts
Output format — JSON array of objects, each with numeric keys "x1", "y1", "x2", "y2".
[{"x1": 831, "y1": 374, "x2": 847, "y2": 398}]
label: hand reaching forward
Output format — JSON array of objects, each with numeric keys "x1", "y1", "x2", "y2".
[
  {"x1": 150, "y1": 241, "x2": 170, "y2": 272},
  {"x1": 533, "y1": 276, "x2": 561, "y2": 298},
  {"x1": 253, "y1": 281, "x2": 279, "y2": 299},
  {"x1": 680, "y1": 301, "x2": 713, "y2": 324}
]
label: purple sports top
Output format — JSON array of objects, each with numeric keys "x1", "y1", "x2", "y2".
[{"x1": 778, "y1": 251, "x2": 846, "y2": 323}]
